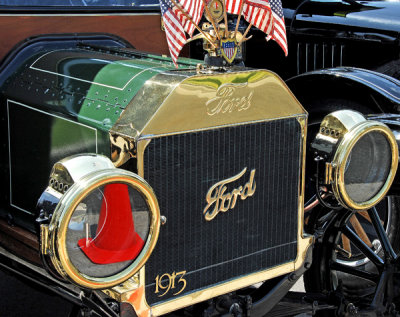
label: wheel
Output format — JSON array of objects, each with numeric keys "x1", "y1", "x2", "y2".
[
  {"x1": 304, "y1": 206, "x2": 400, "y2": 315},
  {"x1": 332, "y1": 197, "x2": 400, "y2": 296}
]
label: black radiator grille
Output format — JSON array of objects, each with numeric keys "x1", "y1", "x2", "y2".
[{"x1": 143, "y1": 118, "x2": 302, "y2": 305}]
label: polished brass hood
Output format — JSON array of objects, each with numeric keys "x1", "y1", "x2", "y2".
[{"x1": 110, "y1": 68, "x2": 306, "y2": 140}]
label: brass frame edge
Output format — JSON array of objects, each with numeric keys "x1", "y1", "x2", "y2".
[{"x1": 294, "y1": 115, "x2": 313, "y2": 272}]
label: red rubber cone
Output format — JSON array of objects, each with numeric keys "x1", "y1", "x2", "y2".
[{"x1": 78, "y1": 183, "x2": 144, "y2": 264}]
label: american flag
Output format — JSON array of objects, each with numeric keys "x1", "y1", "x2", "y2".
[
  {"x1": 242, "y1": 0, "x2": 273, "y2": 36},
  {"x1": 267, "y1": 0, "x2": 288, "y2": 56},
  {"x1": 226, "y1": 0, "x2": 273, "y2": 38},
  {"x1": 225, "y1": 0, "x2": 287, "y2": 56},
  {"x1": 174, "y1": 0, "x2": 204, "y2": 36},
  {"x1": 160, "y1": 0, "x2": 187, "y2": 66}
]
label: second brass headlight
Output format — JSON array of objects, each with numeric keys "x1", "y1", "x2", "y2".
[{"x1": 312, "y1": 110, "x2": 398, "y2": 210}]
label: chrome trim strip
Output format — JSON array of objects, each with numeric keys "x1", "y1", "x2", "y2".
[{"x1": 30, "y1": 52, "x2": 169, "y2": 91}]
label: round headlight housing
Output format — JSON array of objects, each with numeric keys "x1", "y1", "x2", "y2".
[
  {"x1": 312, "y1": 110, "x2": 398, "y2": 211},
  {"x1": 332, "y1": 121, "x2": 397, "y2": 210},
  {"x1": 41, "y1": 155, "x2": 160, "y2": 289}
]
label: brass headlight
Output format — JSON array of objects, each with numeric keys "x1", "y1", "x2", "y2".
[
  {"x1": 312, "y1": 110, "x2": 398, "y2": 210},
  {"x1": 39, "y1": 154, "x2": 160, "y2": 289}
]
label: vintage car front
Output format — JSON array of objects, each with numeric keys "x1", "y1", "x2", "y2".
[
  {"x1": 0, "y1": 42, "x2": 315, "y2": 315},
  {"x1": 1, "y1": 1, "x2": 400, "y2": 317}
]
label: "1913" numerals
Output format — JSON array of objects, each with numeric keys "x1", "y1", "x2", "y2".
[{"x1": 155, "y1": 271, "x2": 187, "y2": 297}]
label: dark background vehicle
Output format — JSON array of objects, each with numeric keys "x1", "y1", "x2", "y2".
[{"x1": 189, "y1": 0, "x2": 400, "y2": 80}]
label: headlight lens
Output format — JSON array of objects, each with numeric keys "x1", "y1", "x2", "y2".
[
  {"x1": 66, "y1": 182, "x2": 150, "y2": 277},
  {"x1": 343, "y1": 130, "x2": 392, "y2": 204}
]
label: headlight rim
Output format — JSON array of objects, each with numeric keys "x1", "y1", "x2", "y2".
[
  {"x1": 48, "y1": 168, "x2": 160, "y2": 289},
  {"x1": 332, "y1": 120, "x2": 398, "y2": 211}
]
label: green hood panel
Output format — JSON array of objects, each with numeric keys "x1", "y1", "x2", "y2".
[
  {"x1": 4, "y1": 48, "x2": 198, "y2": 132},
  {"x1": 77, "y1": 58, "x2": 178, "y2": 130}
]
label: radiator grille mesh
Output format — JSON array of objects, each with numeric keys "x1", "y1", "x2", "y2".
[{"x1": 142, "y1": 118, "x2": 302, "y2": 305}]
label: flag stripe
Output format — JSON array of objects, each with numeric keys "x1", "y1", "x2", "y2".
[{"x1": 160, "y1": 0, "x2": 187, "y2": 66}]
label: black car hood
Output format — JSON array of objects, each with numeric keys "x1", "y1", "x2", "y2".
[{"x1": 290, "y1": 0, "x2": 400, "y2": 36}]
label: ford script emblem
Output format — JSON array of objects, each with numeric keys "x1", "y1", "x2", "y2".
[{"x1": 203, "y1": 167, "x2": 256, "y2": 221}]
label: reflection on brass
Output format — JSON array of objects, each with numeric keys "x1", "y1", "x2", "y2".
[
  {"x1": 155, "y1": 271, "x2": 187, "y2": 297},
  {"x1": 312, "y1": 110, "x2": 366, "y2": 159},
  {"x1": 203, "y1": 168, "x2": 256, "y2": 221},
  {"x1": 40, "y1": 224, "x2": 49, "y2": 255},
  {"x1": 110, "y1": 134, "x2": 136, "y2": 167},
  {"x1": 349, "y1": 215, "x2": 373, "y2": 247},
  {"x1": 42, "y1": 155, "x2": 161, "y2": 289},
  {"x1": 320, "y1": 110, "x2": 365, "y2": 137},
  {"x1": 111, "y1": 70, "x2": 306, "y2": 140},
  {"x1": 136, "y1": 139, "x2": 152, "y2": 179},
  {"x1": 49, "y1": 154, "x2": 115, "y2": 193},
  {"x1": 205, "y1": 0, "x2": 224, "y2": 23},
  {"x1": 49, "y1": 163, "x2": 74, "y2": 194},
  {"x1": 205, "y1": 82, "x2": 253, "y2": 115},
  {"x1": 160, "y1": 17, "x2": 165, "y2": 31},
  {"x1": 103, "y1": 276, "x2": 140, "y2": 302},
  {"x1": 325, "y1": 162, "x2": 333, "y2": 185}
]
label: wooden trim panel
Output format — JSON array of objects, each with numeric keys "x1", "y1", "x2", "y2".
[
  {"x1": 0, "y1": 14, "x2": 170, "y2": 61},
  {"x1": 0, "y1": 218, "x2": 40, "y2": 265}
]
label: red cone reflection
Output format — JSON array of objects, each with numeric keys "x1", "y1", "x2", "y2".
[{"x1": 78, "y1": 183, "x2": 144, "y2": 264}]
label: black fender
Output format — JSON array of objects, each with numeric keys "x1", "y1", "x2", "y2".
[{"x1": 286, "y1": 67, "x2": 400, "y2": 115}]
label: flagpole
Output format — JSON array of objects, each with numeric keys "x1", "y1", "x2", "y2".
[
  {"x1": 222, "y1": 0, "x2": 229, "y2": 38},
  {"x1": 170, "y1": 0, "x2": 217, "y2": 48},
  {"x1": 238, "y1": 22, "x2": 252, "y2": 46},
  {"x1": 201, "y1": 0, "x2": 221, "y2": 40},
  {"x1": 233, "y1": 0, "x2": 244, "y2": 40}
]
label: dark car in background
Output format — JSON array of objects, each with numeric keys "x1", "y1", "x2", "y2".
[
  {"x1": 236, "y1": 0, "x2": 400, "y2": 80},
  {"x1": 283, "y1": 0, "x2": 400, "y2": 79}
]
